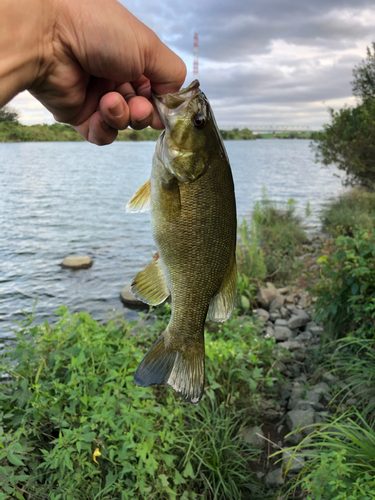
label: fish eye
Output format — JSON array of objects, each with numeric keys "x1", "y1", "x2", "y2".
[{"x1": 193, "y1": 114, "x2": 206, "y2": 129}]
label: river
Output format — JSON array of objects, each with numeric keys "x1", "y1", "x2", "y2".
[{"x1": 0, "y1": 139, "x2": 346, "y2": 336}]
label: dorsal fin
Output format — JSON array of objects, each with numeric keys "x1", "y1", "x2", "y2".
[{"x1": 126, "y1": 179, "x2": 151, "y2": 213}]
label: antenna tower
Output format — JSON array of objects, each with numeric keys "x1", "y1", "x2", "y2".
[{"x1": 193, "y1": 33, "x2": 199, "y2": 74}]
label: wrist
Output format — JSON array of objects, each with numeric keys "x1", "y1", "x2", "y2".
[{"x1": 0, "y1": 0, "x2": 54, "y2": 107}]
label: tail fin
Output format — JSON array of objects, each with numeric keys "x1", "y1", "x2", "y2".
[{"x1": 134, "y1": 329, "x2": 205, "y2": 404}]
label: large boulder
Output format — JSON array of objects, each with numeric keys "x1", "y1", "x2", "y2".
[
  {"x1": 257, "y1": 282, "x2": 278, "y2": 309},
  {"x1": 61, "y1": 256, "x2": 93, "y2": 269}
]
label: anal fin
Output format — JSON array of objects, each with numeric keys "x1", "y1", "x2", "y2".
[
  {"x1": 126, "y1": 179, "x2": 151, "y2": 213},
  {"x1": 208, "y1": 256, "x2": 237, "y2": 322},
  {"x1": 131, "y1": 257, "x2": 170, "y2": 306},
  {"x1": 134, "y1": 328, "x2": 205, "y2": 404}
]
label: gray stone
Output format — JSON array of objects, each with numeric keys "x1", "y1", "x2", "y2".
[
  {"x1": 286, "y1": 408, "x2": 315, "y2": 433},
  {"x1": 283, "y1": 450, "x2": 305, "y2": 473},
  {"x1": 120, "y1": 284, "x2": 148, "y2": 308},
  {"x1": 275, "y1": 319, "x2": 288, "y2": 327},
  {"x1": 257, "y1": 284, "x2": 278, "y2": 309},
  {"x1": 285, "y1": 295, "x2": 296, "y2": 304},
  {"x1": 305, "y1": 321, "x2": 318, "y2": 331},
  {"x1": 280, "y1": 306, "x2": 289, "y2": 319},
  {"x1": 286, "y1": 304, "x2": 299, "y2": 314},
  {"x1": 240, "y1": 426, "x2": 265, "y2": 449},
  {"x1": 274, "y1": 326, "x2": 293, "y2": 342},
  {"x1": 322, "y1": 372, "x2": 339, "y2": 387},
  {"x1": 277, "y1": 286, "x2": 290, "y2": 295},
  {"x1": 310, "y1": 382, "x2": 331, "y2": 399},
  {"x1": 255, "y1": 308, "x2": 269, "y2": 323},
  {"x1": 294, "y1": 331, "x2": 312, "y2": 344},
  {"x1": 270, "y1": 294, "x2": 285, "y2": 312},
  {"x1": 298, "y1": 292, "x2": 312, "y2": 309},
  {"x1": 61, "y1": 255, "x2": 93, "y2": 269},
  {"x1": 269, "y1": 312, "x2": 282, "y2": 322},
  {"x1": 314, "y1": 411, "x2": 329, "y2": 424},
  {"x1": 264, "y1": 325, "x2": 275, "y2": 339},
  {"x1": 309, "y1": 326, "x2": 324, "y2": 336},
  {"x1": 278, "y1": 340, "x2": 306, "y2": 352},
  {"x1": 265, "y1": 467, "x2": 284, "y2": 487},
  {"x1": 288, "y1": 384, "x2": 304, "y2": 410},
  {"x1": 288, "y1": 309, "x2": 310, "y2": 329}
]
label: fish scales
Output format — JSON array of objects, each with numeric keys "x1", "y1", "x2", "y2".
[{"x1": 126, "y1": 80, "x2": 237, "y2": 404}]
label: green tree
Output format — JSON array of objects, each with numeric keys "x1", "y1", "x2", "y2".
[
  {"x1": 313, "y1": 43, "x2": 375, "y2": 188},
  {"x1": 0, "y1": 105, "x2": 19, "y2": 122},
  {"x1": 352, "y1": 42, "x2": 375, "y2": 102}
]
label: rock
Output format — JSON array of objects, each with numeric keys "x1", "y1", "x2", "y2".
[
  {"x1": 309, "y1": 326, "x2": 324, "y2": 336},
  {"x1": 314, "y1": 411, "x2": 329, "y2": 424},
  {"x1": 255, "y1": 308, "x2": 269, "y2": 323},
  {"x1": 283, "y1": 450, "x2": 305, "y2": 473},
  {"x1": 322, "y1": 372, "x2": 339, "y2": 387},
  {"x1": 274, "y1": 326, "x2": 293, "y2": 342},
  {"x1": 269, "y1": 312, "x2": 282, "y2": 322},
  {"x1": 257, "y1": 286, "x2": 277, "y2": 309},
  {"x1": 287, "y1": 309, "x2": 310, "y2": 329},
  {"x1": 280, "y1": 306, "x2": 289, "y2": 319},
  {"x1": 264, "y1": 326, "x2": 275, "y2": 339},
  {"x1": 278, "y1": 340, "x2": 306, "y2": 353},
  {"x1": 294, "y1": 331, "x2": 312, "y2": 344},
  {"x1": 120, "y1": 284, "x2": 148, "y2": 308},
  {"x1": 298, "y1": 291, "x2": 312, "y2": 308},
  {"x1": 286, "y1": 408, "x2": 315, "y2": 434},
  {"x1": 286, "y1": 304, "x2": 299, "y2": 314},
  {"x1": 265, "y1": 467, "x2": 284, "y2": 487},
  {"x1": 61, "y1": 255, "x2": 93, "y2": 269},
  {"x1": 280, "y1": 390, "x2": 291, "y2": 407},
  {"x1": 270, "y1": 295, "x2": 285, "y2": 312},
  {"x1": 275, "y1": 319, "x2": 288, "y2": 327},
  {"x1": 310, "y1": 382, "x2": 331, "y2": 399},
  {"x1": 285, "y1": 294, "x2": 295, "y2": 304},
  {"x1": 288, "y1": 384, "x2": 304, "y2": 410},
  {"x1": 240, "y1": 426, "x2": 265, "y2": 449},
  {"x1": 277, "y1": 287, "x2": 289, "y2": 295}
]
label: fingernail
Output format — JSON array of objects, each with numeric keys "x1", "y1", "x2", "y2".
[
  {"x1": 134, "y1": 112, "x2": 152, "y2": 127},
  {"x1": 109, "y1": 99, "x2": 124, "y2": 118},
  {"x1": 100, "y1": 119, "x2": 110, "y2": 131}
]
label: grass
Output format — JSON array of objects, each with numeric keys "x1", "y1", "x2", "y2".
[
  {"x1": 0, "y1": 304, "x2": 280, "y2": 500},
  {"x1": 237, "y1": 191, "x2": 309, "y2": 286}
]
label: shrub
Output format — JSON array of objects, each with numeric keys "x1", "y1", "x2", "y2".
[
  {"x1": 0, "y1": 307, "x2": 276, "y2": 499},
  {"x1": 281, "y1": 411, "x2": 375, "y2": 500},
  {"x1": 321, "y1": 188, "x2": 375, "y2": 236},
  {"x1": 313, "y1": 227, "x2": 375, "y2": 340}
]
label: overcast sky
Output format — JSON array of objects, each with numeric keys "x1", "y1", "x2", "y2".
[{"x1": 9, "y1": 0, "x2": 375, "y2": 130}]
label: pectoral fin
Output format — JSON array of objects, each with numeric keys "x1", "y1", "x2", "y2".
[
  {"x1": 131, "y1": 257, "x2": 170, "y2": 306},
  {"x1": 208, "y1": 257, "x2": 237, "y2": 322},
  {"x1": 126, "y1": 179, "x2": 151, "y2": 213}
]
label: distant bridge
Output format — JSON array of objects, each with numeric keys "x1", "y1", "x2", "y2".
[{"x1": 244, "y1": 125, "x2": 312, "y2": 133}]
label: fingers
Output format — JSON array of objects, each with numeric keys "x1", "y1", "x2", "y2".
[
  {"x1": 74, "y1": 82, "x2": 164, "y2": 145},
  {"x1": 74, "y1": 110, "x2": 118, "y2": 146}
]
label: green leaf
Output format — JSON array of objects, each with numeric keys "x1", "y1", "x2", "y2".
[
  {"x1": 241, "y1": 295, "x2": 250, "y2": 310},
  {"x1": 158, "y1": 474, "x2": 169, "y2": 488},
  {"x1": 183, "y1": 461, "x2": 194, "y2": 479},
  {"x1": 174, "y1": 469, "x2": 186, "y2": 485},
  {"x1": 7, "y1": 453, "x2": 25, "y2": 466}
]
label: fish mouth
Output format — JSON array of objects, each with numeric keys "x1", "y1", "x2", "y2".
[{"x1": 153, "y1": 80, "x2": 200, "y2": 123}]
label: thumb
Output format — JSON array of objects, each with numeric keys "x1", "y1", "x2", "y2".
[{"x1": 142, "y1": 32, "x2": 187, "y2": 95}]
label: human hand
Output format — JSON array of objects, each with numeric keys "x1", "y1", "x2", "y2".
[{"x1": 1, "y1": 0, "x2": 186, "y2": 145}]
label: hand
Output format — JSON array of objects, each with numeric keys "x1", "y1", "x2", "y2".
[{"x1": 1, "y1": 0, "x2": 186, "y2": 145}]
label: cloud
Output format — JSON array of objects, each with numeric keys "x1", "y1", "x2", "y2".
[{"x1": 7, "y1": 0, "x2": 375, "y2": 129}]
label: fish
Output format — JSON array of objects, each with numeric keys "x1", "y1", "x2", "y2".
[{"x1": 126, "y1": 80, "x2": 237, "y2": 404}]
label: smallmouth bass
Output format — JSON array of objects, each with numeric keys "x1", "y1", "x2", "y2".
[{"x1": 126, "y1": 80, "x2": 237, "y2": 404}]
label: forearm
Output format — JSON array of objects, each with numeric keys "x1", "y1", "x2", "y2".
[{"x1": 0, "y1": 0, "x2": 51, "y2": 107}]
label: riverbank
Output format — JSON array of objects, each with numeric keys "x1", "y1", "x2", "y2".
[
  {"x1": 0, "y1": 121, "x2": 316, "y2": 142},
  {"x1": 2, "y1": 178, "x2": 374, "y2": 498}
]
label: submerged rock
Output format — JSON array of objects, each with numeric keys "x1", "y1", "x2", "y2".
[{"x1": 61, "y1": 256, "x2": 93, "y2": 269}]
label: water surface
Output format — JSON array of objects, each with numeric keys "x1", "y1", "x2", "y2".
[{"x1": 0, "y1": 140, "x2": 345, "y2": 335}]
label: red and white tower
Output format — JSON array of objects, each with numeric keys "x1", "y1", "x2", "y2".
[{"x1": 193, "y1": 33, "x2": 199, "y2": 74}]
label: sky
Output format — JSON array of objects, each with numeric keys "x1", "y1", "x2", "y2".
[{"x1": 9, "y1": 0, "x2": 375, "y2": 130}]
